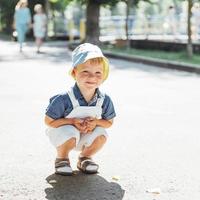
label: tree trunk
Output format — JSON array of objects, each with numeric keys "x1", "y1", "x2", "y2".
[
  {"x1": 125, "y1": 1, "x2": 129, "y2": 41},
  {"x1": 45, "y1": 0, "x2": 50, "y2": 39},
  {"x1": 85, "y1": 0, "x2": 100, "y2": 45},
  {"x1": 187, "y1": 0, "x2": 193, "y2": 58},
  {"x1": 125, "y1": 0, "x2": 134, "y2": 49}
]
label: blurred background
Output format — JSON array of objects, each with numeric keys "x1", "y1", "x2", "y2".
[{"x1": 0, "y1": 0, "x2": 200, "y2": 61}]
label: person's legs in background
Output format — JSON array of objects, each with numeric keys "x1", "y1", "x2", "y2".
[
  {"x1": 16, "y1": 24, "x2": 26, "y2": 52},
  {"x1": 35, "y1": 37, "x2": 43, "y2": 53}
]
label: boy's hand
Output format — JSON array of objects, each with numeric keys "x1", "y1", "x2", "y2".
[
  {"x1": 72, "y1": 118, "x2": 87, "y2": 133},
  {"x1": 84, "y1": 117, "x2": 97, "y2": 133}
]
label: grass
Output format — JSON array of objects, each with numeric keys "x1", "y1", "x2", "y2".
[{"x1": 104, "y1": 45, "x2": 200, "y2": 66}]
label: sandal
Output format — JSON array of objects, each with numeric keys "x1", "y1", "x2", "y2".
[
  {"x1": 55, "y1": 158, "x2": 73, "y2": 176},
  {"x1": 77, "y1": 157, "x2": 99, "y2": 174}
]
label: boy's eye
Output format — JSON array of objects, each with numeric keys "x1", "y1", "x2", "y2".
[
  {"x1": 82, "y1": 71, "x2": 89, "y2": 74},
  {"x1": 96, "y1": 71, "x2": 102, "y2": 75}
]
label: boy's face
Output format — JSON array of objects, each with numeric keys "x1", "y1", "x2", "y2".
[{"x1": 73, "y1": 60, "x2": 104, "y2": 91}]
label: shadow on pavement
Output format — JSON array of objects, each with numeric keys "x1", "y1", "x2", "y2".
[{"x1": 45, "y1": 172, "x2": 125, "y2": 200}]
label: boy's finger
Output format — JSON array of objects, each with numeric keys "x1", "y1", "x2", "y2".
[
  {"x1": 78, "y1": 119, "x2": 85, "y2": 123},
  {"x1": 86, "y1": 117, "x2": 94, "y2": 121}
]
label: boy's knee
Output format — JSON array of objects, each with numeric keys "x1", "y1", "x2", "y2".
[
  {"x1": 59, "y1": 137, "x2": 76, "y2": 149},
  {"x1": 84, "y1": 135, "x2": 107, "y2": 150},
  {"x1": 95, "y1": 135, "x2": 107, "y2": 144},
  {"x1": 68, "y1": 137, "x2": 76, "y2": 146}
]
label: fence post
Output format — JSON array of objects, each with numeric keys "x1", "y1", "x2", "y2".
[
  {"x1": 68, "y1": 19, "x2": 74, "y2": 42},
  {"x1": 80, "y1": 18, "x2": 86, "y2": 42}
]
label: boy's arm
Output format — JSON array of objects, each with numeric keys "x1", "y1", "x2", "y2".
[
  {"x1": 85, "y1": 117, "x2": 113, "y2": 133},
  {"x1": 45, "y1": 115, "x2": 73, "y2": 128},
  {"x1": 96, "y1": 118, "x2": 113, "y2": 128},
  {"x1": 44, "y1": 115, "x2": 86, "y2": 132}
]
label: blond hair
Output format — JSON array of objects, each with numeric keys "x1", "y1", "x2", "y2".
[
  {"x1": 34, "y1": 4, "x2": 43, "y2": 12},
  {"x1": 71, "y1": 57, "x2": 109, "y2": 80},
  {"x1": 15, "y1": 0, "x2": 28, "y2": 10},
  {"x1": 86, "y1": 57, "x2": 104, "y2": 66}
]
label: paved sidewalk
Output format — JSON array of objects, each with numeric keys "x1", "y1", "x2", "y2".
[{"x1": 0, "y1": 40, "x2": 200, "y2": 200}]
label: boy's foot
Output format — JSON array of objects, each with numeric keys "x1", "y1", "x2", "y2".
[
  {"x1": 55, "y1": 158, "x2": 73, "y2": 176},
  {"x1": 77, "y1": 156, "x2": 99, "y2": 174}
]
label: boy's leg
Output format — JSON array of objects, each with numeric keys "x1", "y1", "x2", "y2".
[
  {"x1": 56, "y1": 137, "x2": 76, "y2": 159},
  {"x1": 55, "y1": 137, "x2": 76, "y2": 176},
  {"x1": 77, "y1": 127, "x2": 107, "y2": 173},
  {"x1": 46, "y1": 125, "x2": 80, "y2": 154},
  {"x1": 46, "y1": 125, "x2": 80, "y2": 175},
  {"x1": 80, "y1": 135, "x2": 106, "y2": 157}
]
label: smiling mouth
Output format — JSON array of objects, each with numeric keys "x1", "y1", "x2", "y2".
[{"x1": 85, "y1": 82, "x2": 96, "y2": 85}]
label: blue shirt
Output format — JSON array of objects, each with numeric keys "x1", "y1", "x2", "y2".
[
  {"x1": 14, "y1": 8, "x2": 31, "y2": 25},
  {"x1": 45, "y1": 83, "x2": 116, "y2": 120}
]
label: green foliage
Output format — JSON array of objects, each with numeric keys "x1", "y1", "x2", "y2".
[
  {"x1": 0, "y1": 0, "x2": 18, "y2": 32},
  {"x1": 49, "y1": 0, "x2": 59, "y2": 2},
  {"x1": 63, "y1": 0, "x2": 151, "y2": 6},
  {"x1": 49, "y1": 0, "x2": 71, "y2": 11}
]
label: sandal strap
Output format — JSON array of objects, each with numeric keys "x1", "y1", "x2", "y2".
[
  {"x1": 55, "y1": 158, "x2": 70, "y2": 168},
  {"x1": 78, "y1": 156, "x2": 92, "y2": 162},
  {"x1": 79, "y1": 157, "x2": 98, "y2": 168}
]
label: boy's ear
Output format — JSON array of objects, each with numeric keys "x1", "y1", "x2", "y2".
[{"x1": 71, "y1": 69, "x2": 76, "y2": 79}]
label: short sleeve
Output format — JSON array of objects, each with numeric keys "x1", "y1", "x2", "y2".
[
  {"x1": 101, "y1": 95, "x2": 116, "y2": 120},
  {"x1": 45, "y1": 95, "x2": 66, "y2": 119}
]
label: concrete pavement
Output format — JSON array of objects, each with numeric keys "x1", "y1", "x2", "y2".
[{"x1": 0, "y1": 40, "x2": 200, "y2": 200}]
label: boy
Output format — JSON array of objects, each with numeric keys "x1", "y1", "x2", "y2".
[{"x1": 45, "y1": 43, "x2": 116, "y2": 175}]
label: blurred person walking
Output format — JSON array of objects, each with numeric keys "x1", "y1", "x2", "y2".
[
  {"x1": 166, "y1": 5, "x2": 178, "y2": 40},
  {"x1": 33, "y1": 4, "x2": 47, "y2": 53},
  {"x1": 192, "y1": 3, "x2": 200, "y2": 41},
  {"x1": 14, "y1": 0, "x2": 31, "y2": 52}
]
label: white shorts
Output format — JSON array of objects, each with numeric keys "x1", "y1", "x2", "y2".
[{"x1": 46, "y1": 125, "x2": 108, "y2": 151}]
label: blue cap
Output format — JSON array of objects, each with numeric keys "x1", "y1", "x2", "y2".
[{"x1": 70, "y1": 43, "x2": 109, "y2": 80}]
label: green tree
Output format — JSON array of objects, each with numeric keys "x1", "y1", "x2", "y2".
[{"x1": 0, "y1": 0, "x2": 18, "y2": 32}]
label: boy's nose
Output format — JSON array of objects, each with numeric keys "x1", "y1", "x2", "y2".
[{"x1": 88, "y1": 73, "x2": 95, "y2": 78}]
